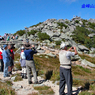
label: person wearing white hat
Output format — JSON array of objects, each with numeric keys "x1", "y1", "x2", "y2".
[
  {"x1": 20, "y1": 46, "x2": 27, "y2": 79},
  {"x1": 59, "y1": 42, "x2": 77, "y2": 95}
]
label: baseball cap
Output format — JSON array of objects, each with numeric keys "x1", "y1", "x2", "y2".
[
  {"x1": 3, "y1": 45, "x2": 7, "y2": 49},
  {"x1": 60, "y1": 42, "x2": 66, "y2": 49}
]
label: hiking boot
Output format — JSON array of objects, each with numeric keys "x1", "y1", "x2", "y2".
[
  {"x1": 28, "y1": 81, "x2": 32, "y2": 84},
  {"x1": 33, "y1": 81, "x2": 39, "y2": 84},
  {"x1": 21, "y1": 73, "x2": 24, "y2": 78},
  {"x1": 24, "y1": 73, "x2": 27, "y2": 79}
]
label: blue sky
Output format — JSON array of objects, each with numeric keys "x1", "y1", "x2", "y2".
[{"x1": 0, "y1": 0, "x2": 95, "y2": 36}]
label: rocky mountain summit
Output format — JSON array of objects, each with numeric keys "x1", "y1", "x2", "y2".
[
  {"x1": 1, "y1": 16, "x2": 95, "y2": 95},
  {"x1": 1, "y1": 16, "x2": 95, "y2": 67},
  {"x1": 18, "y1": 16, "x2": 95, "y2": 53}
]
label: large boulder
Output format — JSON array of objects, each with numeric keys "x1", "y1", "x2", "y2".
[
  {"x1": 42, "y1": 29, "x2": 53, "y2": 37},
  {"x1": 81, "y1": 59, "x2": 95, "y2": 67},
  {"x1": 88, "y1": 33, "x2": 95, "y2": 38},
  {"x1": 52, "y1": 37, "x2": 62, "y2": 41},
  {"x1": 78, "y1": 45, "x2": 89, "y2": 52}
]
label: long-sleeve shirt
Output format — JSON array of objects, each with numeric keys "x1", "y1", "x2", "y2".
[
  {"x1": 20, "y1": 51, "x2": 26, "y2": 59},
  {"x1": 2, "y1": 50, "x2": 9, "y2": 64},
  {"x1": 24, "y1": 49, "x2": 37, "y2": 60}
]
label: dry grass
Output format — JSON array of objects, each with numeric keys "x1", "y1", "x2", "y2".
[
  {"x1": 12, "y1": 73, "x2": 22, "y2": 82},
  {"x1": 34, "y1": 86, "x2": 54, "y2": 95},
  {"x1": 28, "y1": 92, "x2": 38, "y2": 95},
  {"x1": 0, "y1": 81, "x2": 16, "y2": 95},
  {"x1": 34, "y1": 54, "x2": 60, "y2": 81},
  {"x1": 14, "y1": 53, "x2": 20, "y2": 61},
  {"x1": 79, "y1": 53, "x2": 95, "y2": 64},
  {"x1": 33, "y1": 54, "x2": 95, "y2": 93}
]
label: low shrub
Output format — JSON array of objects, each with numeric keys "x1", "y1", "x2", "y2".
[
  {"x1": 55, "y1": 41, "x2": 61, "y2": 45},
  {"x1": 75, "y1": 20, "x2": 79, "y2": 23},
  {"x1": 27, "y1": 30, "x2": 39, "y2": 36},
  {"x1": 14, "y1": 30, "x2": 25, "y2": 36},
  {"x1": 57, "y1": 22, "x2": 68, "y2": 29},
  {"x1": 38, "y1": 32, "x2": 50, "y2": 40}
]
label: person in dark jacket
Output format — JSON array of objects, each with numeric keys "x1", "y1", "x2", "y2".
[
  {"x1": 7, "y1": 44, "x2": 14, "y2": 75},
  {"x1": 24, "y1": 45, "x2": 38, "y2": 84}
]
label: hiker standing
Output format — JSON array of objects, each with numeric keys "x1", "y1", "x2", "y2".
[
  {"x1": 20, "y1": 46, "x2": 27, "y2": 79},
  {"x1": 0, "y1": 47, "x2": 4, "y2": 72},
  {"x1": 10, "y1": 45, "x2": 15, "y2": 74},
  {"x1": 59, "y1": 42, "x2": 77, "y2": 95},
  {"x1": 2, "y1": 45, "x2": 10, "y2": 77},
  {"x1": 24, "y1": 44, "x2": 38, "y2": 84},
  {"x1": 24, "y1": 40, "x2": 31, "y2": 50},
  {"x1": 7, "y1": 44, "x2": 14, "y2": 75}
]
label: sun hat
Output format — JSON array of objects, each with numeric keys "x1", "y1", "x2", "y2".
[{"x1": 60, "y1": 42, "x2": 66, "y2": 49}]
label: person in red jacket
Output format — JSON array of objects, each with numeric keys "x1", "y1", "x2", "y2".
[
  {"x1": 8, "y1": 45, "x2": 14, "y2": 75},
  {"x1": 0, "y1": 47, "x2": 4, "y2": 72}
]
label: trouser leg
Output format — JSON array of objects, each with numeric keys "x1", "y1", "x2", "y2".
[
  {"x1": 0, "y1": 59, "x2": 4, "y2": 72},
  {"x1": 26, "y1": 61, "x2": 31, "y2": 82},
  {"x1": 63, "y1": 68, "x2": 72, "y2": 95},
  {"x1": 31, "y1": 60, "x2": 38, "y2": 82},
  {"x1": 4, "y1": 63, "x2": 8, "y2": 77},
  {"x1": 59, "y1": 67, "x2": 66, "y2": 95},
  {"x1": 23, "y1": 67, "x2": 27, "y2": 79}
]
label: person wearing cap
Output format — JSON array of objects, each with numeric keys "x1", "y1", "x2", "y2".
[
  {"x1": 24, "y1": 44, "x2": 38, "y2": 84},
  {"x1": 20, "y1": 46, "x2": 27, "y2": 79},
  {"x1": 59, "y1": 42, "x2": 78, "y2": 95},
  {"x1": 2, "y1": 45, "x2": 10, "y2": 77},
  {"x1": 0, "y1": 47, "x2": 4, "y2": 72},
  {"x1": 24, "y1": 40, "x2": 31, "y2": 50}
]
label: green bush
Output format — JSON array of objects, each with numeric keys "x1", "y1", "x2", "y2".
[
  {"x1": 27, "y1": 30, "x2": 39, "y2": 36},
  {"x1": 71, "y1": 26, "x2": 94, "y2": 48},
  {"x1": 55, "y1": 41, "x2": 61, "y2": 45},
  {"x1": 14, "y1": 30, "x2": 25, "y2": 36},
  {"x1": 38, "y1": 32, "x2": 50, "y2": 40},
  {"x1": 75, "y1": 20, "x2": 79, "y2": 23},
  {"x1": 82, "y1": 19, "x2": 88, "y2": 25},
  {"x1": 65, "y1": 21, "x2": 69, "y2": 24},
  {"x1": 57, "y1": 22, "x2": 68, "y2": 29},
  {"x1": 88, "y1": 22, "x2": 95, "y2": 30}
]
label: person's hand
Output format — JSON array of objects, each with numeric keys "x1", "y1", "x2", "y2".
[{"x1": 32, "y1": 45, "x2": 35, "y2": 47}]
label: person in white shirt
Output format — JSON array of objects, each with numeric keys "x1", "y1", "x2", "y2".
[
  {"x1": 20, "y1": 46, "x2": 27, "y2": 79},
  {"x1": 59, "y1": 42, "x2": 77, "y2": 95}
]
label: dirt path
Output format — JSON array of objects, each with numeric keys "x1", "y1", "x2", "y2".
[{"x1": 0, "y1": 71, "x2": 80, "y2": 95}]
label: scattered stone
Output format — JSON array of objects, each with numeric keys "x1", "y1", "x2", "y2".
[
  {"x1": 11, "y1": 76, "x2": 16, "y2": 81},
  {"x1": 46, "y1": 53, "x2": 56, "y2": 58},
  {"x1": 81, "y1": 59, "x2": 95, "y2": 67}
]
